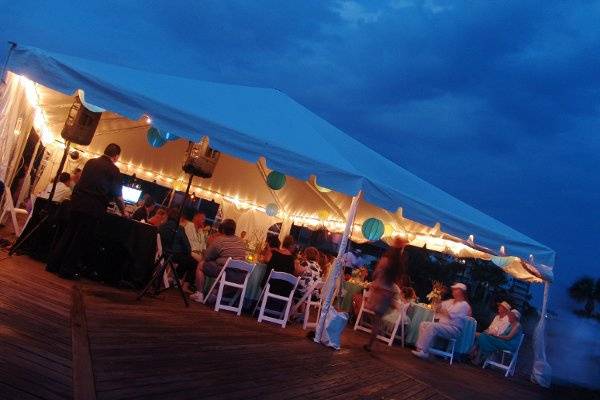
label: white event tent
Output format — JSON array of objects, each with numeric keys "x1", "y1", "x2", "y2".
[{"x1": 0, "y1": 44, "x2": 553, "y2": 385}]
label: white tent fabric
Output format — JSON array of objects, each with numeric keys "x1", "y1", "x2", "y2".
[{"x1": 6, "y1": 44, "x2": 555, "y2": 277}]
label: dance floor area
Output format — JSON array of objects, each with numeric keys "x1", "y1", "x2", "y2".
[{"x1": 0, "y1": 255, "x2": 551, "y2": 400}]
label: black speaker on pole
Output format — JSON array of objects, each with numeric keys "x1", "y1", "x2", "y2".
[
  {"x1": 182, "y1": 137, "x2": 221, "y2": 178},
  {"x1": 60, "y1": 95, "x2": 102, "y2": 145}
]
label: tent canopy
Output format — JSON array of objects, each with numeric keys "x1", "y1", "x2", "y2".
[{"x1": 6, "y1": 44, "x2": 554, "y2": 282}]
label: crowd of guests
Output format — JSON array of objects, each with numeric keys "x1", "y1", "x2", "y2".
[{"x1": 358, "y1": 237, "x2": 524, "y2": 367}]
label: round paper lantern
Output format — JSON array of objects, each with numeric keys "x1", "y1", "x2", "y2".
[
  {"x1": 361, "y1": 218, "x2": 384, "y2": 241},
  {"x1": 161, "y1": 131, "x2": 179, "y2": 141},
  {"x1": 265, "y1": 203, "x2": 279, "y2": 217},
  {"x1": 147, "y1": 127, "x2": 166, "y2": 148},
  {"x1": 384, "y1": 223, "x2": 394, "y2": 237},
  {"x1": 267, "y1": 171, "x2": 286, "y2": 190},
  {"x1": 317, "y1": 210, "x2": 330, "y2": 221}
]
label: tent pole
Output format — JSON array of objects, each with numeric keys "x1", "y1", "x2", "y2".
[
  {"x1": 531, "y1": 282, "x2": 552, "y2": 387},
  {"x1": 314, "y1": 190, "x2": 361, "y2": 343}
]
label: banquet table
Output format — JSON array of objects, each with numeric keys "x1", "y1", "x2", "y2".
[
  {"x1": 403, "y1": 303, "x2": 435, "y2": 345},
  {"x1": 340, "y1": 281, "x2": 366, "y2": 312},
  {"x1": 15, "y1": 198, "x2": 158, "y2": 287}
]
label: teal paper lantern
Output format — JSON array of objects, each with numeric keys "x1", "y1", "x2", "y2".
[
  {"x1": 161, "y1": 131, "x2": 179, "y2": 141},
  {"x1": 265, "y1": 203, "x2": 279, "y2": 217},
  {"x1": 147, "y1": 127, "x2": 166, "y2": 148},
  {"x1": 267, "y1": 171, "x2": 286, "y2": 190},
  {"x1": 361, "y1": 218, "x2": 384, "y2": 241}
]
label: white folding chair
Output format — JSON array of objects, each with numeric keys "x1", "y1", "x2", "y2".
[
  {"x1": 214, "y1": 259, "x2": 255, "y2": 316},
  {"x1": 354, "y1": 289, "x2": 411, "y2": 347},
  {"x1": 483, "y1": 333, "x2": 525, "y2": 377},
  {"x1": 257, "y1": 271, "x2": 300, "y2": 328},
  {"x1": 429, "y1": 316, "x2": 477, "y2": 365},
  {"x1": 291, "y1": 281, "x2": 323, "y2": 330}
]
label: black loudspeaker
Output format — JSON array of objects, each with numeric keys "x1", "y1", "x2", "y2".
[
  {"x1": 60, "y1": 95, "x2": 102, "y2": 145},
  {"x1": 182, "y1": 137, "x2": 221, "y2": 178}
]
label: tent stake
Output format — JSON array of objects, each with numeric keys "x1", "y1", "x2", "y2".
[{"x1": 314, "y1": 190, "x2": 361, "y2": 344}]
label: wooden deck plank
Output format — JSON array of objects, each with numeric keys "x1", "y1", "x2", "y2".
[{"x1": 0, "y1": 254, "x2": 551, "y2": 400}]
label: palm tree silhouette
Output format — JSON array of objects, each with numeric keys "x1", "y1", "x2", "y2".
[{"x1": 568, "y1": 276, "x2": 599, "y2": 317}]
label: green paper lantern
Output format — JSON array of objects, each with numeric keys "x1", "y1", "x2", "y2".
[
  {"x1": 267, "y1": 171, "x2": 286, "y2": 190},
  {"x1": 362, "y1": 218, "x2": 384, "y2": 241},
  {"x1": 147, "y1": 127, "x2": 166, "y2": 148},
  {"x1": 265, "y1": 203, "x2": 279, "y2": 217}
]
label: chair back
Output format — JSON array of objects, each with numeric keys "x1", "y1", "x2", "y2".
[
  {"x1": 269, "y1": 271, "x2": 299, "y2": 286},
  {"x1": 223, "y1": 258, "x2": 254, "y2": 274}
]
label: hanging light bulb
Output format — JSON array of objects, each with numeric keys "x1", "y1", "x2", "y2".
[{"x1": 144, "y1": 115, "x2": 152, "y2": 124}]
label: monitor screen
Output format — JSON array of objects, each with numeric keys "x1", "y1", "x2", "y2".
[{"x1": 122, "y1": 186, "x2": 142, "y2": 204}]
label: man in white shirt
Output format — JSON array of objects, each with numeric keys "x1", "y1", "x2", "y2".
[
  {"x1": 484, "y1": 301, "x2": 511, "y2": 336},
  {"x1": 39, "y1": 172, "x2": 72, "y2": 202},
  {"x1": 182, "y1": 211, "x2": 207, "y2": 262},
  {"x1": 412, "y1": 282, "x2": 472, "y2": 359}
]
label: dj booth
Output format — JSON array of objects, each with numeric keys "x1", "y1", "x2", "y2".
[{"x1": 16, "y1": 198, "x2": 158, "y2": 288}]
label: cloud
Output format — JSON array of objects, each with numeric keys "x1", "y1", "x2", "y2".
[{"x1": 1, "y1": 0, "x2": 599, "y2": 310}]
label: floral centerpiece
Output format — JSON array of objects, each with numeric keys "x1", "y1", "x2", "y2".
[{"x1": 426, "y1": 281, "x2": 447, "y2": 307}]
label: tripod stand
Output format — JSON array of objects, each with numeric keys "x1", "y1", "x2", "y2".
[
  {"x1": 9, "y1": 140, "x2": 72, "y2": 256},
  {"x1": 137, "y1": 173, "x2": 195, "y2": 307},
  {"x1": 137, "y1": 251, "x2": 189, "y2": 307}
]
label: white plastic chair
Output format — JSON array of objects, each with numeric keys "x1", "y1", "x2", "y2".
[
  {"x1": 257, "y1": 271, "x2": 300, "y2": 328},
  {"x1": 354, "y1": 289, "x2": 411, "y2": 347},
  {"x1": 213, "y1": 258, "x2": 255, "y2": 316},
  {"x1": 429, "y1": 316, "x2": 477, "y2": 365},
  {"x1": 483, "y1": 333, "x2": 525, "y2": 377}
]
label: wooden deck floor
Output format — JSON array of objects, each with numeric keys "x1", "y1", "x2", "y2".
[{"x1": 0, "y1": 254, "x2": 553, "y2": 400}]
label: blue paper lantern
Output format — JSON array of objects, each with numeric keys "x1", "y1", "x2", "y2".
[
  {"x1": 361, "y1": 218, "x2": 384, "y2": 241},
  {"x1": 147, "y1": 127, "x2": 166, "y2": 148},
  {"x1": 161, "y1": 131, "x2": 179, "y2": 141},
  {"x1": 266, "y1": 171, "x2": 286, "y2": 190},
  {"x1": 265, "y1": 203, "x2": 279, "y2": 217}
]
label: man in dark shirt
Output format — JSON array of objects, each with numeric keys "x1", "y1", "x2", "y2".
[
  {"x1": 131, "y1": 196, "x2": 156, "y2": 222},
  {"x1": 47, "y1": 143, "x2": 126, "y2": 279}
]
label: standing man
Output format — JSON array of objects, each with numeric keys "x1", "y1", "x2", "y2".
[{"x1": 47, "y1": 143, "x2": 126, "y2": 280}]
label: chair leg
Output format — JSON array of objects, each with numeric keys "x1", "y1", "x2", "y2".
[
  {"x1": 258, "y1": 292, "x2": 268, "y2": 323},
  {"x1": 238, "y1": 283, "x2": 248, "y2": 316},
  {"x1": 214, "y1": 280, "x2": 224, "y2": 312},
  {"x1": 281, "y1": 297, "x2": 293, "y2": 328},
  {"x1": 303, "y1": 301, "x2": 310, "y2": 330}
]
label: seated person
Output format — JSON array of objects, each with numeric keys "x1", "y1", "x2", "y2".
[
  {"x1": 131, "y1": 196, "x2": 156, "y2": 222},
  {"x1": 261, "y1": 235, "x2": 298, "y2": 296},
  {"x1": 295, "y1": 246, "x2": 323, "y2": 300},
  {"x1": 148, "y1": 208, "x2": 167, "y2": 226},
  {"x1": 190, "y1": 219, "x2": 247, "y2": 302},
  {"x1": 412, "y1": 283, "x2": 472, "y2": 359},
  {"x1": 400, "y1": 287, "x2": 418, "y2": 303},
  {"x1": 181, "y1": 210, "x2": 207, "y2": 262},
  {"x1": 259, "y1": 235, "x2": 280, "y2": 263},
  {"x1": 158, "y1": 208, "x2": 198, "y2": 290},
  {"x1": 38, "y1": 172, "x2": 72, "y2": 202},
  {"x1": 472, "y1": 309, "x2": 523, "y2": 365},
  {"x1": 70, "y1": 167, "x2": 82, "y2": 189},
  {"x1": 483, "y1": 301, "x2": 511, "y2": 336}
]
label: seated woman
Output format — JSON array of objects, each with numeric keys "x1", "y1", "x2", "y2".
[
  {"x1": 400, "y1": 287, "x2": 417, "y2": 303},
  {"x1": 472, "y1": 309, "x2": 523, "y2": 365},
  {"x1": 259, "y1": 235, "x2": 281, "y2": 264},
  {"x1": 262, "y1": 235, "x2": 298, "y2": 297},
  {"x1": 295, "y1": 246, "x2": 323, "y2": 300}
]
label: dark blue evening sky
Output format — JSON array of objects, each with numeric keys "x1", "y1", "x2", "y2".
[{"x1": 1, "y1": 0, "x2": 599, "y2": 311}]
